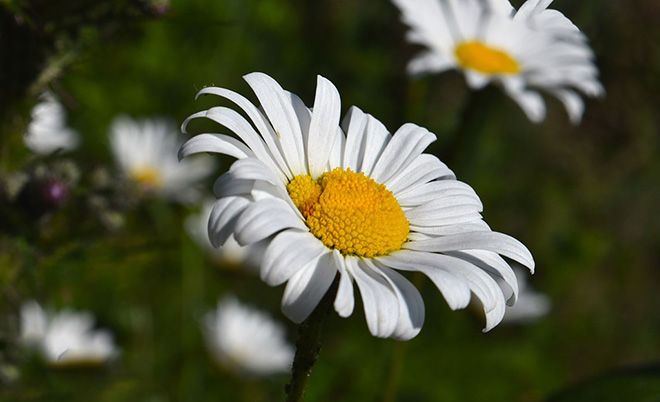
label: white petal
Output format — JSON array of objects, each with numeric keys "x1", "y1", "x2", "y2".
[
  {"x1": 386, "y1": 154, "x2": 454, "y2": 195},
  {"x1": 243, "y1": 73, "x2": 307, "y2": 175},
  {"x1": 228, "y1": 157, "x2": 282, "y2": 187},
  {"x1": 551, "y1": 88, "x2": 585, "y2": 124},
  {"x1": 307, "y1": 76, "x2": 341, "y2": 178},
  {"x1": 349, "y1": 259, "x2": 400, "y2": 338},
  {"x1": 178, "y1": 133, "x2": 252, "y2": 160},
  {"x1": 234, "y1": 198, "x2": 307, "y2": 245},
  {"x1": 333, "y1": 251, "x2": 355, "y2": 317},
  {"x1": 404, "y1": 231, "x2": 535, "y2": 270},
  {"x1": 369, "y1": 123, "x2": 436, "y2": 184},
  {"x1": 208, "y1": 196, "x2": 250, "y2": 247},
  {"x1": 369, "y1": 261, "x2": 425, "y2": 340},
  {"x1": 377, "y1": 251, "x2": 471, "y2": 310},
  {"x1": 281, "y1": 252, "x2": 337, "y2": 323},
  {"x1": 195, "y1": 86, "x2": 293, "y2": 179},
  {"x1": 341, "y1": 106, "x2": 368, "y2": 171},
  {"x1": 448, "y1": 250, "x2": 519, "y2": 305},
  {"x1": 397, "y1": 180, "x2": 476, "y2": 207},
  {"x1": 261, "y1": 231, "x2": 327, "y2": 286},
  {"x1": 183, "y1": 108, "x2": 286, "y2": 181}
]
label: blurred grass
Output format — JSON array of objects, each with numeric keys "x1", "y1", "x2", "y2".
[{"x1": 1, "y1": 0, "x2": 660, "y2": 401}]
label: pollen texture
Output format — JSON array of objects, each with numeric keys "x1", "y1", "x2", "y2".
[
  {"x1": 286, "y1": 168, "x2": 409, "y2": 258},
  {"x1": 455, "y1": 41, "x2": 520, "y2": 75},
  {"x1": 131, "y1": 167, "x2": 162, "y2": 188}
]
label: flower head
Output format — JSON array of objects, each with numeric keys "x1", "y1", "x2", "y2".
[
  {"x1": 203, "y1": 297, "x2": 294, "y2": 376},
  {"x1": 180, "y1": 73, "x2": 534, "y2": 339},
  {"x1": 391, "y1": 0, "x2": 603, "y2": 123},
  {"x1": 19, "y1": 301, "x2": 118, "y2": 367},
  {"x1": 24, "y1": 92, "x2": 80, "y2": 155},
  {"x1": 110, "y1": 116, "x2": 214, "y2": 203}
]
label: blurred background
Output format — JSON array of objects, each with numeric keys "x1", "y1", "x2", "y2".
[{"x1": 1, "y1": 0, "x2": 659, "y2": 401}]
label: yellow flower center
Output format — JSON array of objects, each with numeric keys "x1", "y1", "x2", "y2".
[
  {"x1": 287, "y1": 168, "x2": 409, "y2": 258},
  {"x1": 131, "y1": 167, "x2": 162, "y2": 188},
  {"x1": 454, "y1": 41, "x2": 520, "y2": 75}
]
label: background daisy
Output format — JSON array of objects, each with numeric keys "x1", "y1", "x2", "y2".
[
  {"x1": 391, "y1": 0, "x2": 603, "y2": 123},
  {"x1": 24, "y1": 92, "x2": 80, "y2": 155},
  {"x1": 20, "y1": 301, "x2": 118, "y2": 367},
  {"x1": 202, "y1": 297, "x2": 294, "y2": 377},
  {"x1": 110, "y1": 116, "x2": 214, "y2": 203}
]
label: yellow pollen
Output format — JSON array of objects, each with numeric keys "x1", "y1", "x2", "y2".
[
  {"x1": 286, "y1": 168, "x2": 409, "y2": 258},
  {"x1": 455, "y1": 40, "x2": 520, "y2": 75},
  {"x1": 131, "y1": 167, "x2": 162, "y2": 188}
]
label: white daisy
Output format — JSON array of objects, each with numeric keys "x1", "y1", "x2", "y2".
[
  {"x1": 501, "y1": 267, "x2": 550, "y2": 324},
  {"x1": 19, "y1": 301, "x2": 118, "y2": 367},
  {"x1": 24, "y1": 92, "x2": 80, "y2": 155},
  {"x1": 110, "y1": 116, "x2": 214, "y2": 203},
  {"x1": 185, "y1": 199, "x2": 263, "y2": 270},
  {"x1": 203, "y1": 297, "x2": 294, "y2": 376},
  {"x1": 180, "y1": 73, "x2": 535, "y2": 340},
  {"x1": 391, "y1": 0, "x2": 603, "y2": 123}
]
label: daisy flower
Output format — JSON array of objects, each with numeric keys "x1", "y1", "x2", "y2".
[
  {"x1": 391, "y1": 0, "x2": 603, "y2": 123},
  {"x1": 110, "y1": 116, "x2": 214, "y2": 203},
  {"x1": 180, "y1": 73, "x2": 534, "y2": 340},
  {"x1": 501, "y1": 267, "x2": 550, "y2": 324},
  {"x1": 185, "y1": 199, "x2": 264, "y2": 270},
  {"x1": 203, "y1": 297, "x2": 294, "y2": 376},
  {"x1": 19, "y1": 301, "x2": 118, "y2": 367},
  {"x1": 24, "y1": 92, "x2": 79, "y2": 155}
]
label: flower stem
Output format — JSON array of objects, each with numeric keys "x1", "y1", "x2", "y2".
[{"x1": 284, "y1": 279, "x2": 339, "y2": 402}]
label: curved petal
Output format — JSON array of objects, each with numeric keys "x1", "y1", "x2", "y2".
[
  {"x1": 307, "y1": 76, "x2": 341, "y2": 178},
  {"x1": 243, "y1": 73, "x2": 307, "y2": 175},
  {"x1": 195, "y1": 86, "x2": 293, "y2": 178},
  {"x1": 350, "y1": 259, "x2": 400, "y2": 338},
  {"x1": 261, "y1": 230, "x2": 327, "y2": 286},
  {"x1": 404, "y1": 231, "x2": 535, "y2": 271},
  {"x1": 234, "y1": 198, "x2": 308, "y2": 244},
  {"x1": 333, "y1": 251, "x2": 355, "y2": 317},
  {"x1": 208, "y1": 196, "x2": 250, "y2": 247},
  {"x1": 377, "y1": 250, "x2": 471, "y2": 310},
  {"x1": 228, "y1": 158, "x2": 283, "y2": 187},
  {"x1": 369, "y1": 261, "x2": 425, "y2": 340},
  {"x1": 178, "y1": 133, "x2": 252, "y2": 161},
  {"x1": 281, "y1": 252, "x2": 337, "y2": 323},
  {"x1": 386, "y1": 154, "x2": 454, "y2": 195},
  {"x1": 369, "y1": 123, "x2": 436, "y2": 184}
]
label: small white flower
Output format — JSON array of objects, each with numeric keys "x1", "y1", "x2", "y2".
[
  {"x1": 110, "y1": 116, "x2": 214, "y2": 203},
  {"x1": 203, "y1": 297, "x2": 294, "y2": 376},
  {"x1": 502, "y1": 267, "x2": 550, "y2": 324},
  {"x1": 19, "y1": 301, "x2": 118, "y2": 366},
  {"x1": 391, "y1": 0, "x2": 603, "y2": 123},
  {"x1": 181, "y1": 73, "x2": 535, "y2": 340},
  {"x1": 185, "y1": 199, "x2": 263, "y2": 270},
  {"x1": 24, "y1": 92, "x2": 80, "y2": 154}
]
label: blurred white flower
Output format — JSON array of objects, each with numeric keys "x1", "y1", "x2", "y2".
[
  {"x1": 20, "y1": 301, "x2": 118, "y2": 367},
  {"x1": 185, "y1": 199, "x2": 263, "y2": 270},
  {"x1": 391, "y1": 0, "x2": 603, "y2": 123},
  {"x1": 110, "y1": 116, "x2": 214, "y2": 203},
  {"x1": 24, "y1": 92, "x2": 80, "y2": 154},
  {"x1": 501, "y1": 267, "x2": 551, "y2": 323},
  {"x1": 203, "y1": 297, "x2": 294, "y2": 377},
  {"x1": 181, "y1": 73, "x2": 534, "y2": 340}
]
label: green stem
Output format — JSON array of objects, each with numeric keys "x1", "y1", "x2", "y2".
[{"x1": 284, "y1": 279, "x2": 339, "y2": 402}]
